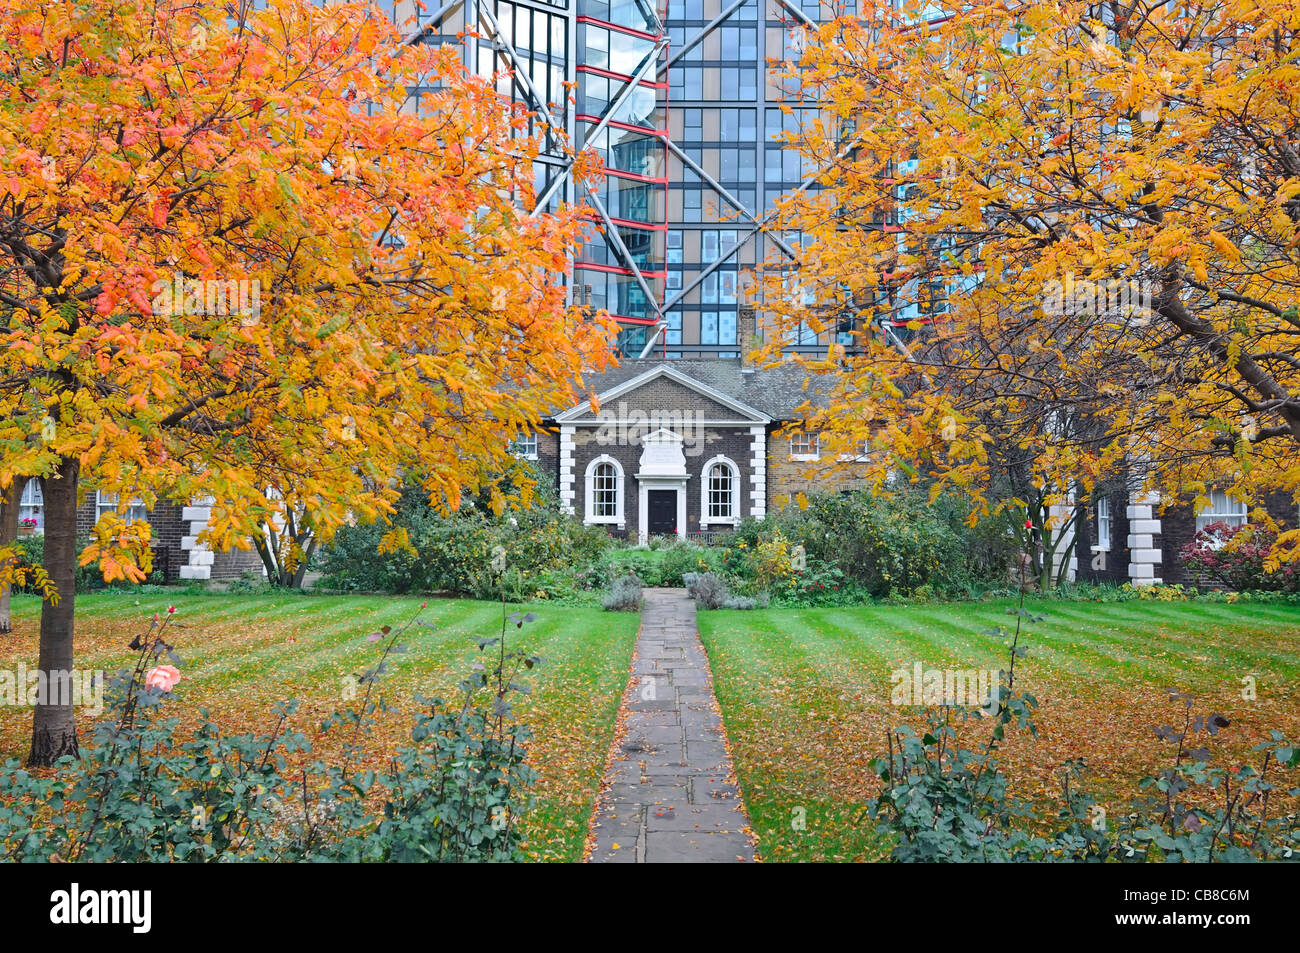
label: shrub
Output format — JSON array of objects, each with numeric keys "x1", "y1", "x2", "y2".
[
  {"x1": 226, "y1": 571, "x2": 271, "y2": 594},
  {"x1": 582, "y1": 542, "x2": 724, "y2": 591},
  {"x1": 752, "y1": 531, "x2": 796, "y2": 591},
  {"x1": 318, "y1": 479, "x2": 610, "y2": 597},
  {"x1": 1179, "y1": 521, "x2": 1300, "y2": 593},
  {"x1": 682, "y1": 571, "x2": 772, "y2": 610},
  {"x1": 723, "y1": 489, "x2": 1014, "y2": 600},
  {"x1": 0, "y1": 602, "x2": 542, "y2": 862},
  {"x1": 658, "y1": 541, "x2": 723, "y2": 586},
  {"x1": 602, "y1": 573, "x2": 643, "y2": 612},
  {"x1": 683, "y1": 570, "x2": 730, "y2": 609},
  {"x1": 860, "y1": 599, "x2": 1300, "y2": 861},
  {"x1": 590, "y1": 551, "x2": 662, "y2": 588}
]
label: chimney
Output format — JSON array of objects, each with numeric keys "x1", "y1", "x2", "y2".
[{"x1": 738, "y1": 305, "x2": 757, "y2": 372}]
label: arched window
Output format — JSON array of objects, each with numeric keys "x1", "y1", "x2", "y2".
[
  {"x1": 593, "y1": 463, "x2": 618, "y2": 517},
  {"x1": 700, "y1": 456, "x2": 740, "y2": 525},
  {"x1": 584, "y1": 455, "x2": 624, "y2": 525}
]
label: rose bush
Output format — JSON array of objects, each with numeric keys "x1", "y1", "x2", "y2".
[
  {"x1": 1179, "y1": 521, "x2": 1300, "y2": 593},
  {"x1": 0, "y1": 602, "x2": 542, "y2": 862}
]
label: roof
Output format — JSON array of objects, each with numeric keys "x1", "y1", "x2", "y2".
[{"x1": 554, "y1": 359, "x2": 823, "y2": 421}]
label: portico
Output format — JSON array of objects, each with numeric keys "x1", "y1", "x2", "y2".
[{"x1": 636, "y1": 428, "x2": 689, "y2": 542}]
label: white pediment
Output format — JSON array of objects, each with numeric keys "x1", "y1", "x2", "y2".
[{"x1": 638, "y1": 428, "x2": 687, "y2": 477}]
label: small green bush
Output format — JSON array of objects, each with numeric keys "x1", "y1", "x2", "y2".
[
  {"x1": 602, "y1": 573, "x2": 643, "y2": 612},
  {"x1": 658, "y1": 542, "x2": 724, "y2": 586},
  {"x1": 683, "y1": 570, "x2": 730, "y2": 609},
  {"x1": 721, "y1": 489, "x2": 1017, "y2": 602}
]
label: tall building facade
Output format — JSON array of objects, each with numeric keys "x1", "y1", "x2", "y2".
[{"x1": 402, "y1": 0, "x2": 835, "y2": 358}]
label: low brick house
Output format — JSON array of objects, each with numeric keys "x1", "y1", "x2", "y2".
[
  {"x1": 17, "y1": 482, "x2": 262, "y2": 582},
  {"x1": 1067, "y1": 484, "x2": 1297, "y2": 588},
  {"x1": 15, "y1": 361, "x2": 1294, "y2": 587},
  {"x1": 526, "y1": 360, "x2": 844, "y2": 542},
  {"x1": 529, "y1": 361, "x2": 1297, "y2": 585}
]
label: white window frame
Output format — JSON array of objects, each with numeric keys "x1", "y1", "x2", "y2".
[
  {"x1": 1095, "y1": 496, "x2": 1111, "y2": 551},
  {"x1": 511, "y1": 433, "x2": 539, "y2": 461},
  {"x1": 95, "y1": 490, "x2": 148, "y2": 526},
  {"x1": 1195, "y1": 490, "x2": 1248, "y2": 533},
  {"x1": 789, "y1": 431, "x2": 820, "y2": 461},
  {"x1": 18, "y1": 480, "x2": 44, "y2": 532},
  {"x1": 584, "y1": 455, "x2": 625, "y2": 527},
  {"x1": 700, "y1": 455, "x2": 740, "y2": 526}
]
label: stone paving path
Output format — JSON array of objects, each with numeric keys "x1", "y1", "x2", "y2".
[{"x1": 588, "y1": 588, "x2": 755, "y2": 863}]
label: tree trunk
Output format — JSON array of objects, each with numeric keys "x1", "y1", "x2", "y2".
[
  {"x1": 0, "y1": 476, "x2": 23, "y2": 635},
  {"x1": 252, "y1": 519, "x2": 315, "y2": 589},
  {"x1": 252, "y1": 530, "x2": 279, "y2": 583},
  {"x1": 28, "y1": 457, "x2": 80, "y2": 766},
  {"x1": 291, "y1": 536, "x2": 318, "y2": 589},
  {"x1": 1053, "y1": 505, "x2": 1085, "y2": 589}
]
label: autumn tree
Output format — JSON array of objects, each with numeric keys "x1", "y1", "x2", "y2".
[
  {"x1": 0, "y1": 0, "x2": 612, "y2": 763},
  {"x1": 760, "y1": 0, "x2": 1300, "y2": 562}
]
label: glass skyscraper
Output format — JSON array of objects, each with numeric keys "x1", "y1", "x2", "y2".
[{"x1": 398, "y1": 0, "x2": 847, "y2": 358}]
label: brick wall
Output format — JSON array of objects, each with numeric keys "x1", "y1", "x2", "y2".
[
  {"x1": 210, "y1": 545, "x2": 264, "y2": 582},
  {"x1": 570, "y1": 377, "x2": 740, "y2": 423},
  {"x1": 1075, "y1": 488, "x2": 1132, "y2": 585},
  {"x1": 79, "y1": 494, "x2": 270, "y2": 583},
  {"x1": 72, "y1": 495, "x2": 190, "y2": 583},
  {"x1": 1162, "y1": 490, "x2": 1297, "y2": 587},
  {"x1": 534, "y1": 426, "x2": 560, "y2": 490},
  {"x1": 569, "y1": 425, "x2": 755, "y2": 539},
  {"x1": 766, "y1": 447, "x2": 871, "y2": 509},
  {"x1": 148, "y1": 500, "x2": 186, "y2": 581}
]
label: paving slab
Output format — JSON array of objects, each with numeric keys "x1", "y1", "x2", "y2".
[{"x1": 645, "y1": 831, "x2": 754, "y2": 863}]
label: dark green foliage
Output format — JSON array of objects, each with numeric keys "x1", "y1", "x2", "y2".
[
  {"x1": 580, "y1": 542, "x2": 724, "y2": 590},
  {"x1": 318, "y1": 478, "x2": 609, "y2": 597},
  {"x1": 749, "y1": 490, "x2": 1017, "y2": 599}
]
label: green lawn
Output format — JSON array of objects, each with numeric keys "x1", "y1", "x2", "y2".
[
  {"x1": 697, "y1": 599, "x2": 1300, "y2": 862},
  {"x1": 1, "y1": 591, "x2": 640, "y2": 862}
]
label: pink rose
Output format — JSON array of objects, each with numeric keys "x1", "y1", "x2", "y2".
[{"x1": 144, "y1": 664, "x2": 181, "y2": 692}]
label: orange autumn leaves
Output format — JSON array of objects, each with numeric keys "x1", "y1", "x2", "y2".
[{"x1": 0, "y1": 0, "x2": 616, "y2": 584}]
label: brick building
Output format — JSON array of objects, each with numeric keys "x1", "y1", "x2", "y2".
[
  {"x1": 524, "y1": 360, "x2": 1297, "y2": 584},
  {"x1": 17, "y1": 483, "x2": 263, "y2": 583},
  {"x1": 15, "y1": 364, "x2": 1293, "y2": 585},
  {"x1": 526, "y1": 358, "x2": 842, "y2": 542},
  {"x1": 1056, "y1": 484, "x2": 1297, "y2": 588}
]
